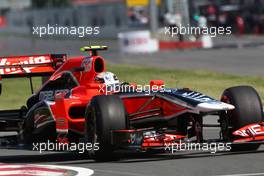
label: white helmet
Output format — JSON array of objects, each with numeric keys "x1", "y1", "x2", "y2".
[{"x1": 95, "y1": 72, "x2": 119, "y2": 85}]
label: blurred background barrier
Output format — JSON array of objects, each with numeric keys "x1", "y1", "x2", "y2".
[
  {"x1": 0, "y1": 0, "x2": 264, "y2": 49},
  {"x1": 1, "y1": 0, "x2": 262, "y2": 37},
  {"x1": 4, "y1": 1, "x2": 128, "y2": 38},
  {"x1": 201, "y1": 34, "x2": 213, "y2": 48},
  {"x1": 118, "y1": 30, "x2": 158, "y2": 53}
]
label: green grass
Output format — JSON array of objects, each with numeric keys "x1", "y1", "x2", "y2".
[
  {"x1": 1, "y1": 64, "x2": 264, "y2": 109},
  {"x1": 0, "y1": 77, "x2": 41, "y2": 110}
]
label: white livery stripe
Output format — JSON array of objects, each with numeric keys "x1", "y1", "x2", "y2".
[{"x1": 196, "y1": 102, "x2": 235, "y2": 112}]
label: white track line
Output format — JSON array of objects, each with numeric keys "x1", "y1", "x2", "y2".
[
  {"x1": 216, "y1": 172, "x2": 264, "y2": 176},
  {"x1": 95, "y1": 169, "x2": 152, "y2": 176},
  {"x1": 0, "y1": 164, "x2": 94, "y2": 176},
  {"x1": 37, "y1": 165, "x2": 94, "y2": 176}
]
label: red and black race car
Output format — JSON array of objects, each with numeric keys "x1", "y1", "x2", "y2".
[{"x1": 0, "y1": 46, "x2": 264, "y2": 161}]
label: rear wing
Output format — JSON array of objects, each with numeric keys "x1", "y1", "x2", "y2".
[{"x1": 0, "y1": 54, "x2": 66, "y2": 78}]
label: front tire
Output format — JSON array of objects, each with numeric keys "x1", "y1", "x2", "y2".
[
  {"x1": 85, "y1": 95, "x2": 127, "y2": 161},
  {"x1": 221, "y1": 85, "x2": 263, "y2": 151}
]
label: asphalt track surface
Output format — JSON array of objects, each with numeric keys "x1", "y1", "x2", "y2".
[
  {"x1": 1, "y1": 128, "x2": 264, "y2": 176},
  {"x1": 1, "y1": 35, "x2": 264, "y2": 175}
]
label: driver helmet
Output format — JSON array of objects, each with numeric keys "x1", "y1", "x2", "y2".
[{"x1": 94, "y1": 72, "x2": 120, "y2": 85}]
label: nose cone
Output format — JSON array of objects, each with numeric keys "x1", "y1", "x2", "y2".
[{"x1": 196, "y1": 102, "x2": 235, "y2": 112}]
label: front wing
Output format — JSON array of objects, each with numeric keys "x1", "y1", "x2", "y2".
[{"x1": 111, "y1": 122, "x2": 264, "y2": 152}]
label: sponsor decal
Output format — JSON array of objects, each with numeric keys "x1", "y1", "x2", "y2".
[
  {"x1": 39, "y1": 89, "x2": 69, "y2": 101},
  {"x1": 0, "y1": 55, "x2": 52, "y2": 75},
  {"x1": 129, "y1": 133, "x2": 143, "y2": 145},
  {"x1": 181, "y1": 91, "x2": 214, "y2": 102},
  {"x1": 124, "y1": 37, "x2": 148, "y2": 46},
  {"x1": 233, "y1": 124, "x2": 264, "y2": 137},
  {"x1": 81, "y1": 57, "x2": 92, "y2": 72}
]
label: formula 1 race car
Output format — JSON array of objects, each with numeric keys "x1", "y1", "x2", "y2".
[{"x1": 0, "y1": 46, "x2": 264, "y2": 161}]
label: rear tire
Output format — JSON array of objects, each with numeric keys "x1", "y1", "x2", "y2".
[
  {"x1": 221, "y1": 85, "x2": 263, "y2": 151},
  {"x1": 85, "y1": 95, "x2": 127, "y2": 161},
  {"x1": 22, "y1": 104, "x2": 56, "y2": 145}
]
